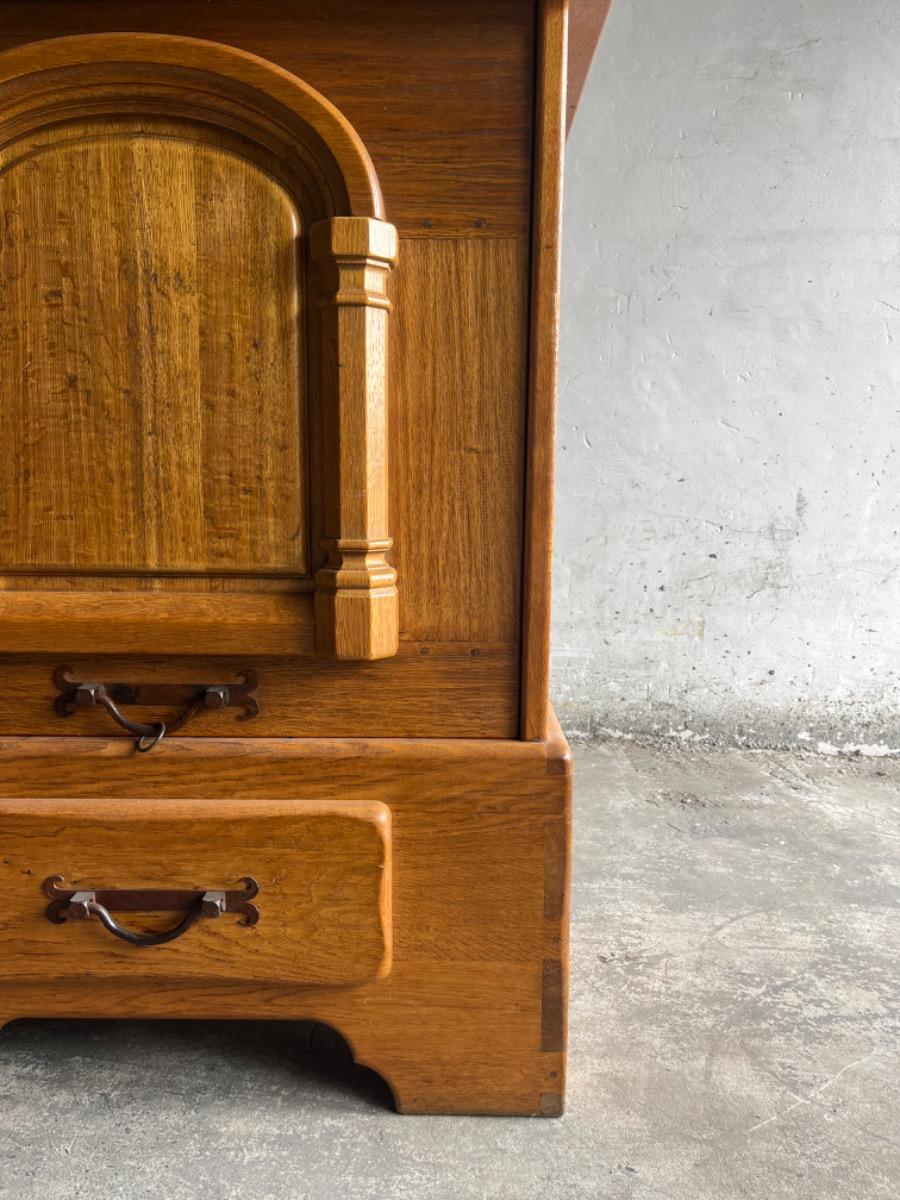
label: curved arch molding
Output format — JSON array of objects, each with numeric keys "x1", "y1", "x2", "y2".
[{"x1": 0, "y1": 32, "x2": 384, "y2": 218}]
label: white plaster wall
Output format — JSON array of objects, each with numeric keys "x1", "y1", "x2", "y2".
[{"x1": 553, "y1": 0, "x2": 900, "y2": 749}]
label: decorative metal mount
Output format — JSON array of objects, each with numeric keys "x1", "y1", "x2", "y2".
[
  {"x1": 52, "y1": 667, "x2": 259, "y2": 751},
  {"x1": 43, "y1": 875, "x2": 260, "y2": 947}
]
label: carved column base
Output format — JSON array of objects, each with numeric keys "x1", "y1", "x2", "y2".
[
  {"x1": 315, "y1": 541, "x2": 398, "y2": 660},
  {"x1": 314, "y1": 582, "x2": 399, "y2": 661}
]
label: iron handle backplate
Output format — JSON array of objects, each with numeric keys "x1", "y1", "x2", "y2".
[
  {"x1": 44, "y1": 876, "x2": 259, "y2": 947},
  {"x1": 52, "y1": 667, "x2": 259, "y2": 751}
]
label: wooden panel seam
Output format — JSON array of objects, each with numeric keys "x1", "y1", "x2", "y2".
[{"x1": 540, "y1": 958, "x2": 563, "y2": 1052}]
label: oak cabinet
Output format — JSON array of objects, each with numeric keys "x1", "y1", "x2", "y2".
[{"x1": 0, "y1": 0, "x2": 599, "y2": 1116}]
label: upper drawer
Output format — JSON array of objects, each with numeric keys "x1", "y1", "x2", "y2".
[{"x1": 0, "y1": 797, "x2": 391, "y2": 986}]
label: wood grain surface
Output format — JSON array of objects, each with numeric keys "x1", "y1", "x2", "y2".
[
  {"x1": 0, "y1": 643, "x2": 519, "y2": 738},
  {"x1": 0, "y1": 0, "x2": 576, "y2": 1117},
  {"x1": 0, "y1": 799, "x2": 391, "y2": 986},
  {"x1": 311, "y1": 217, "x2": 399, "y2": 659},
  {"x1": 0, "y1": 0, "x2": 535, "y2": 238},
  {"x1": 0, "y1": 15, "x2": 533, "y2": 725},
  {"x1": 0, "y1": 119, "x2": 308, "y2": 585},
  {"x1": 0, "y1": 714, "x2": 571, "y2": 1115},
  {"x1": 521, "y1": 0, "x2": 567, "y2": 740},
  {"x1": 390, "y1": 238, "x2": 528, "y2": 643}
]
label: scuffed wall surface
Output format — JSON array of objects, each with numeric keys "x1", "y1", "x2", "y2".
[{"x1": 553, "y1": 0, "x2": 900, "y2": 748}]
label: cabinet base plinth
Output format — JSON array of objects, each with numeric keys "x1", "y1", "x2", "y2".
[{"x1": 0, "y1": 714, "x2": 571, "y2": 1117}]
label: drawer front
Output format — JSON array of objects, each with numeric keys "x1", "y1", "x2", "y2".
[
  {"x1": 0, "y1": 649, "x2": 518, "y2": 741},
  {"x1": 0, "y1": 798, "x2": 391, "y2": 986}
]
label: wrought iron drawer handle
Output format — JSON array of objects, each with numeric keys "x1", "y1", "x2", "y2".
[
  {"x1": 43, "y1": 876, "x2": 259, "y2": 947},
  {"x1": 52, "y1": 667, "x2": 259, "y2": 751}
]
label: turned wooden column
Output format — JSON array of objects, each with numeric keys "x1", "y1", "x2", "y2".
[{"x1": 310, "y1": 216, "x2": 399, "y2": 661}]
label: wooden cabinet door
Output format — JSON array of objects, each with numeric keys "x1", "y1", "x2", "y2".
[{"x1": 0, "y1": 34, "x2": 398, "y2": 666}]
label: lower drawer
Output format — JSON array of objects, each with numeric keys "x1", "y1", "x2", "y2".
[{"x1": 0, "y1": 798, "x2": 391, "y2": 986}]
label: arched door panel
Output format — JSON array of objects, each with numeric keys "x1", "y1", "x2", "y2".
[
  {"x1": 0, "y1": 34, "x2": 398, "y2": 663},
  {"x1": 0, "y1": 118, "x2": 307, "y2": 585}
]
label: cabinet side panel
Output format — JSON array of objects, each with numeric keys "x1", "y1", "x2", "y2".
[
  {"x1": 521, "y1": 0, "x2": 567, "y2": 740},
  {"x1": 392, "y1": 239, "x2": 528, "y2": 644}
]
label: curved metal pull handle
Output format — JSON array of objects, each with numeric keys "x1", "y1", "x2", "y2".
[
  {"x1": 71, "y1": 683, "x2": 225, "y2": 751},
  {"x1": 61, "y1": 893, "x2": 209, "y2": 946},
  {"x1": 44, "y1": 876, "x2": 260, "y2": 947},
  {"x1": 70, "y1": 683, "x2": 171, "y2": 751},
  {"x1": 52, "y1": 669, "x2": 260, "y2": 753}
]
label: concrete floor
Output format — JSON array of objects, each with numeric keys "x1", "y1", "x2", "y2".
[{"x1": 1, "y1": 741, "x2": 898, "y2": 1199}]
